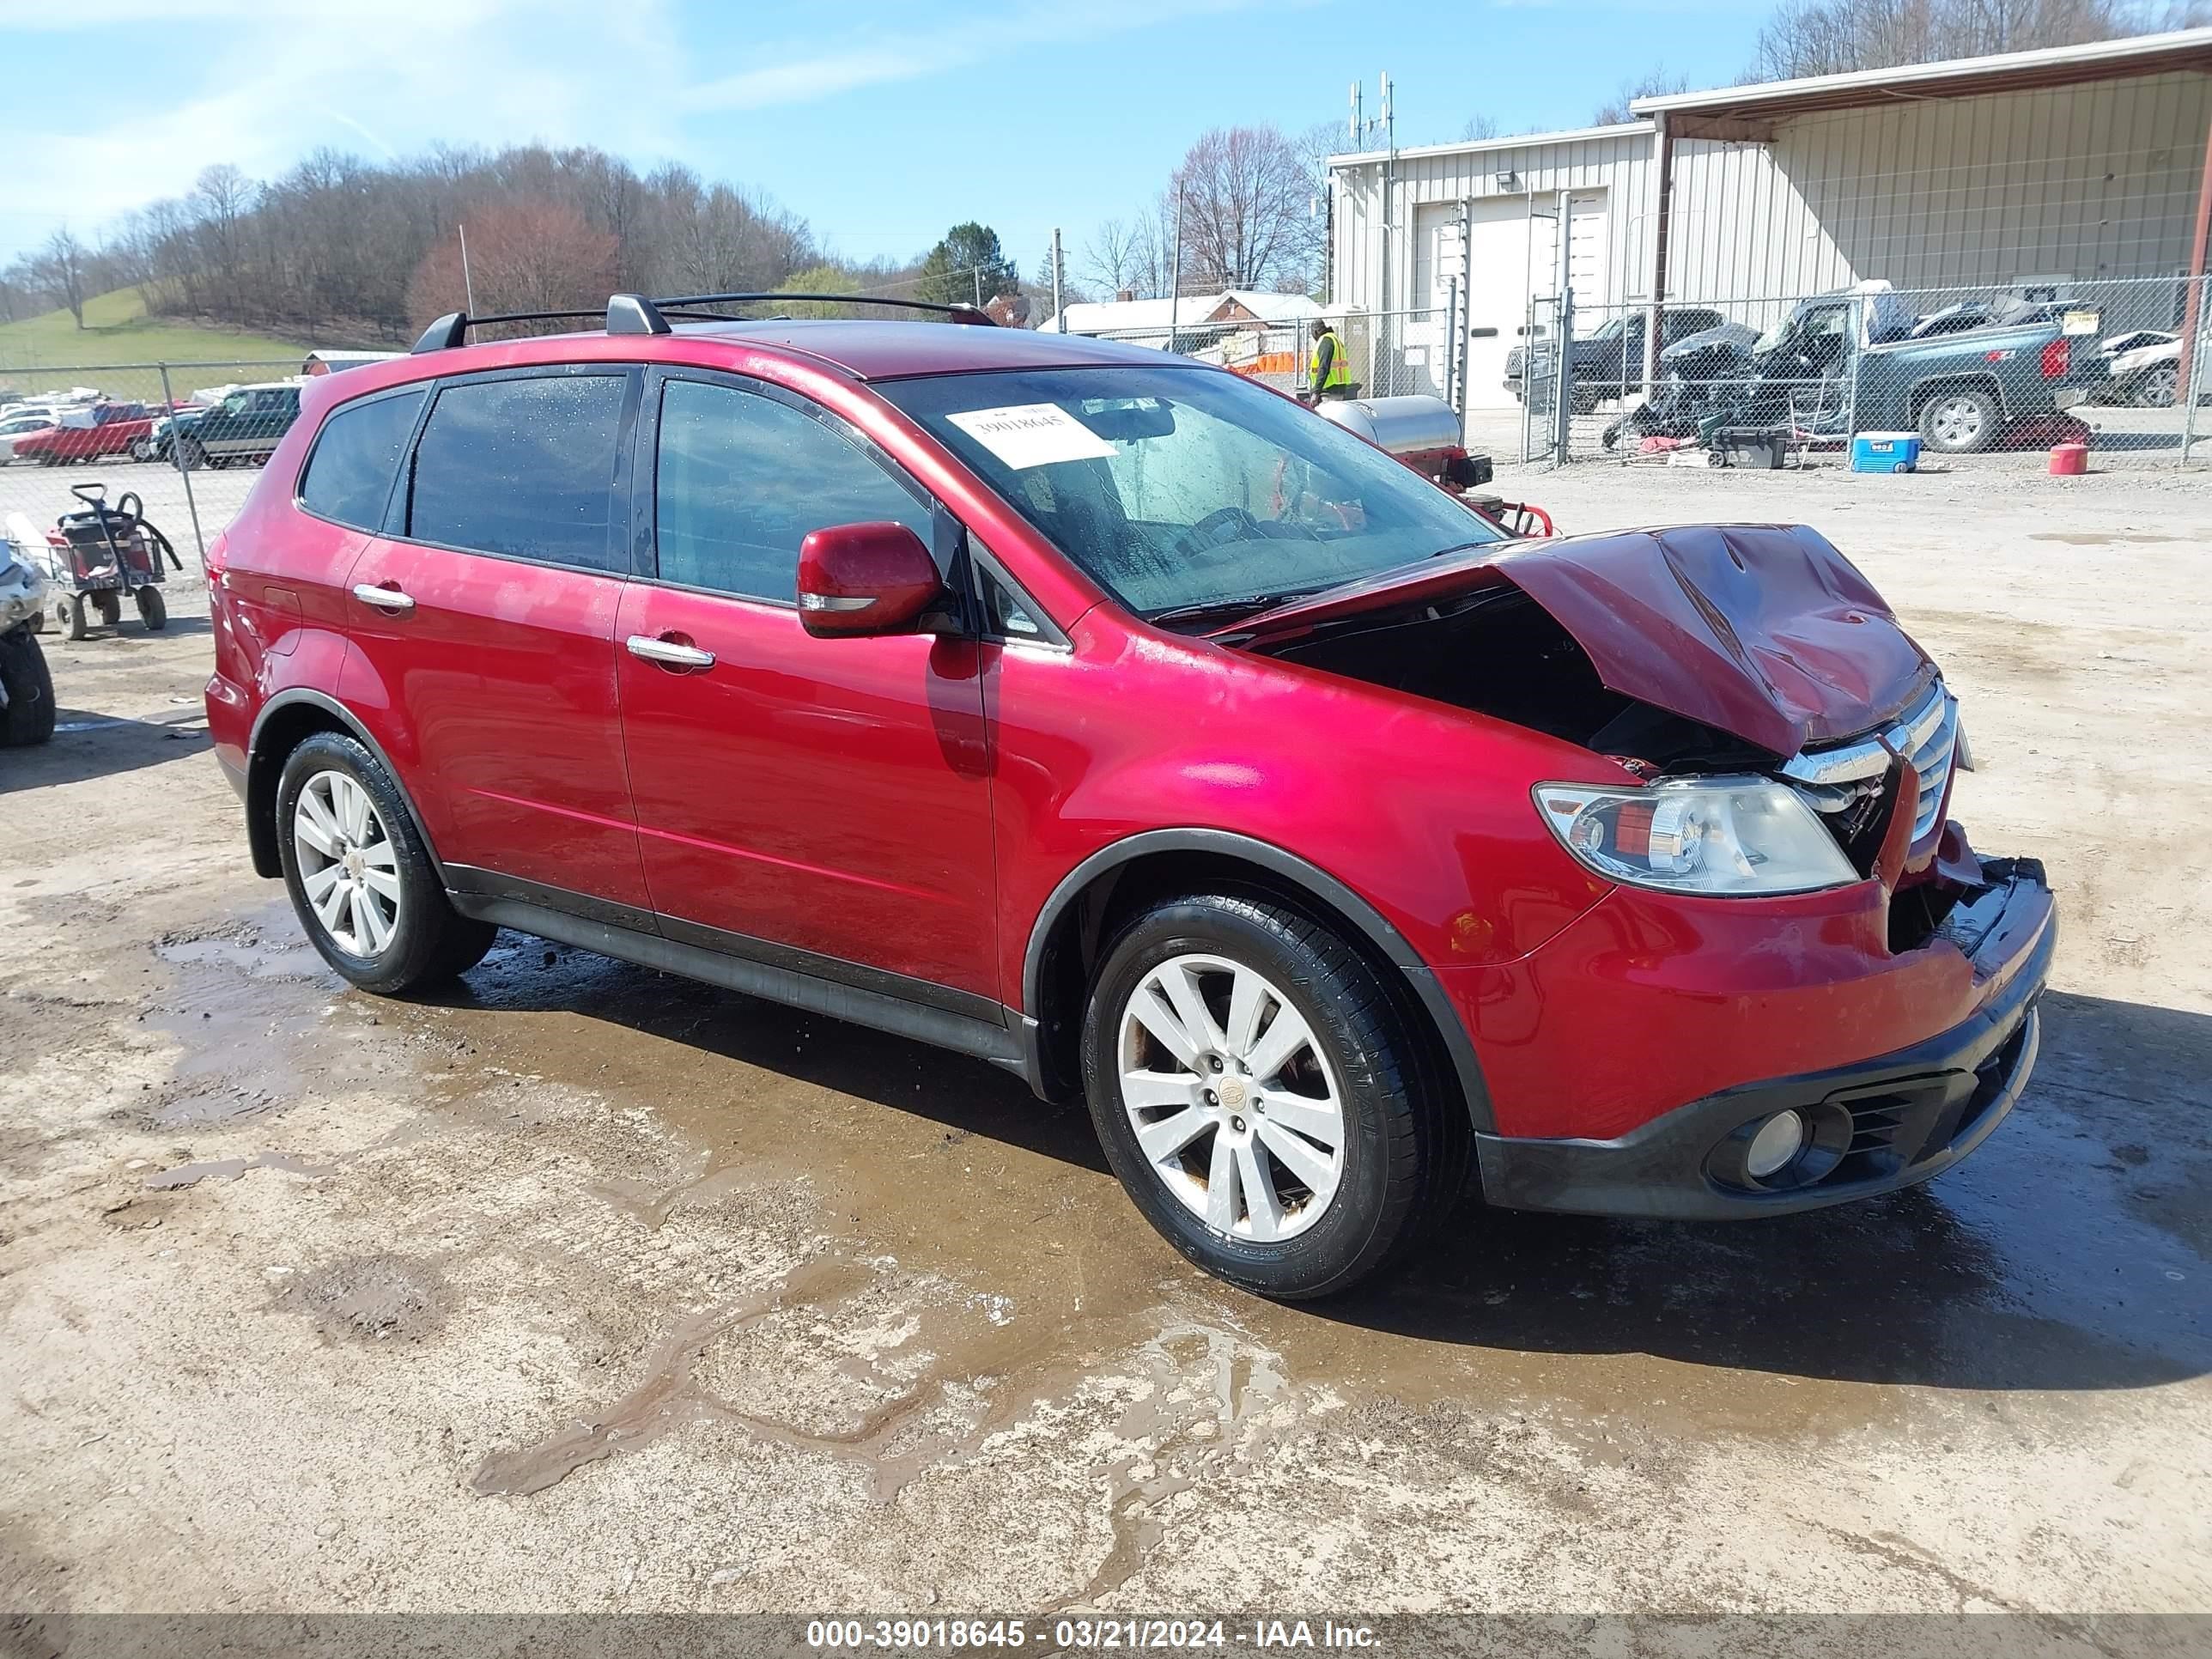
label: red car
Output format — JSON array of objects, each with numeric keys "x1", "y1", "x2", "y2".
[
  {"x1": 12, "y1": 401, "x2": 155, "y2": 465},
  {"x1": 204, "y1": 295, "x2": 2053, "y2": 1298}
]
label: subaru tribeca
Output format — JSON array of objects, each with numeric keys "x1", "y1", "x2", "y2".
[{"x1": 203, "y1": 293, "x2": 2054, "y2": 1298}]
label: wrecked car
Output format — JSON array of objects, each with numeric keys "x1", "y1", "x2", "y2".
[
  {"x1": 1605, "y1": 282, "x2": 2102, "y2": 454},
  {"x1": 205, "y1": 301, "x2": 2052, "y2": 1300}
]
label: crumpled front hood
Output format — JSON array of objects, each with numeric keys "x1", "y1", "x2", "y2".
[{"x1": 1221, "y1": 523, "x2": 1935, "y2": 757}]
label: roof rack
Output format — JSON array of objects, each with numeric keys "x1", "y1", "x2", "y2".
[
  {"x1": 409, "y1": 290, "x2": 996, "y2": 354},
  {"x1": 648, "y1": 292, "x2": 997, "y2": 328}
]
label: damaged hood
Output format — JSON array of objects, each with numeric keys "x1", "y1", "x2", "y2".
[{"x1": 1221, "y1": 524, "x2": 1935, "y2": 757}]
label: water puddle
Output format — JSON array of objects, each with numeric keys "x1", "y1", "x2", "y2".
[{"x1": 144, "y1": 1149, "x2": 329, "y2": 1189}]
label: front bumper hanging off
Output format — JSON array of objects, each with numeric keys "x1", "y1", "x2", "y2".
[{"x1": 1475, "y1": 859, "x2": 2056, "y2": 1221}]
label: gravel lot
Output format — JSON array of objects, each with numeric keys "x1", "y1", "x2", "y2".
[{"x1": 2, "y1": 453, "x2": 2208, "y2": 1629}]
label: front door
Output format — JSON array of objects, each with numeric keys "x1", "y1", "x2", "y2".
[
  {"x1": 338, "y1": 366, "x2": 648, "y2": 912},
  {"x1": 615, "y1": 370, "x2": 999, "y2": 1005}
]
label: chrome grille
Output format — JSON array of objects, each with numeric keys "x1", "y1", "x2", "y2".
[
  {"x1": 1780, "y1": 679, "x2": 1959, "y2": 847},
  {"x1": 1896, "y1": 684, "x2": 1959, "y2": 842}
]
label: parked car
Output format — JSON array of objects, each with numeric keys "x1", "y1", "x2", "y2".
[
  {"x1": 10, "y1": 402, "x2": 155, "y2": 466},
  {"x1": 301, "y1": 349, "x2": 404, "y2": 376},
  {"x1": 205, "y1": 295, "x2": 2052, "y2": 1298},
  {"x1": 1506, "y1": 307, "x2": 1731, "y2": 413},
  {"x1": 2097, "y1": 330, "x2": 2208, "y2": 408},
  {"x1": 176, "y1": 381, "x2": 302, "y2": 469},
  {"x1": 0, "y1": 409, "x2": 65, "y2": 465},
  {"x1": 1605, "y1": 282, "x2": 2103, "y2": 453}
]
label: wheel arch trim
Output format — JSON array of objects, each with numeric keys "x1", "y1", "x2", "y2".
[
  {"x1": 246, "y1": 689, "x2": 447, "y2": 883},
  {"x1": 1019, "y1": 828, "x2": 1498, "y2": 1134}
]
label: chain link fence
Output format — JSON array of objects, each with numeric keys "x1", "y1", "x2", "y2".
[
  {"x1": 1510, "y1": 274, "x2": 2208, "y2": 469},
  {"x1": 0, "y1": 360, "x2": 315, "y2": 633},
  {"x1": 1075, "y1": 307, "x2": 1461, "y2": 404}
]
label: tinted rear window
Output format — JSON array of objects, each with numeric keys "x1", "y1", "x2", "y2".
[
  {"x1": 406, "y1": 374, "x2": 628, "y2": 570},
  {"x1": 298, "y1": 388, "x2": 427, "y2": 532}
]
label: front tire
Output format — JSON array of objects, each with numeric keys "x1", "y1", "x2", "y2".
[
  {"x1": 0, "y1": 631, "x2": 55, "y2": 745},
  {"x1": 1081, "y1": 893, "x2": 1459, "y2": 1299},
  {"x1": 135, "y1": 586, "x2": 167, "y2": 630},
  {"x1": 177, "y1": 437, "x2": 206, "y2": 471},
  {"x1": 1918, "y1": 384, "x2": 2000, "y2": 453},
  {"x1": 276, "y1": 732, "x2": 495, "y2": 994}
]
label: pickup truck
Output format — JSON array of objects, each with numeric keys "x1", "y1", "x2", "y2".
[
  {"x1": 11, "y1": 402, "x2": 156, "y2": 466},
  {"x1": 1506, "y1": 307, "x2": 1729, "y2": 413},
  {"x1": 1741, "y1": 284, "x2": 2101, "y2": 453}
]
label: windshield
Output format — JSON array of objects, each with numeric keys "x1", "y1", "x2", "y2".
[{"x1": 880, "y1": 365, "x2": 1503, "y2": 620}]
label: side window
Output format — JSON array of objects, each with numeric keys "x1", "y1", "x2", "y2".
[
  {"x1": 653, "y1": 379, "x2": 931, "y2": 602},
  {"x1": 407, "y1": 374, "x2": 628, "y2": 571},
  {"x1": 298, "y1": 388, "x2": 427, "y2": 532},
  {"x1": 976, "y1": 566, "x2": 1045, "y2": 641}
]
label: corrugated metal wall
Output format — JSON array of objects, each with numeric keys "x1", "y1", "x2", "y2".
[
  {"x1": 1330, "y1": 125, "x2": 1657, "y2": 314},
  {"x1": 1332, "y1": 64, "x2": 2210, "y2": 320},
  {"x1": 1666, "y1": 69, "x2": 2212, "y2": 301}
]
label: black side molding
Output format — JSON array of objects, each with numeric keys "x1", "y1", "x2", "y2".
[{"x1": 447, "y1": 888, "x2": 1030, "y2": 1080}]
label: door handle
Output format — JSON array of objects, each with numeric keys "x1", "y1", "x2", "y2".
[
  {"x1": 626, "y1": 634, "x2": 715, "y2": 670},
  {"x1": 351, "y1": 582, "x2": 415, "y2": 612}
]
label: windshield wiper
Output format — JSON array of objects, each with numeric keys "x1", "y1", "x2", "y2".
[
  {"x1": 1427, "y1": 540, "x2": 1494, "y2": 560},
  {"x1": 1146, "y1": 590, "x2": 1322, "y2": 628}
]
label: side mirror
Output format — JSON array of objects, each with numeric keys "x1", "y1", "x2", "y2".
[{"x1": 796, "y1": 522, "x2": 944, "y2": 638}]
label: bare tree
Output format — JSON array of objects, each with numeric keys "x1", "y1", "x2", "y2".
[
  {"x1": 1460, "y1": 113, "x2": 1502, "y2": 142},
  {"x1": 1078, "y1": 217, "x2": 1149, "y2": 299},
  {"x1": 27, "y1": 228, "x2": 91, "y2": 328},
  {"x1": 406, "y1": 200, "x2": 619, "y2": 333},
  {"x1": 1170, "y1": 125, "x2": 1320, "y2": 295},
  {"x1": 1748, "y1": 0, "x2": 2195, "y2": 80},
  {"x1": 1594, "y1": 69, "x2": 1690, "y2": 125}
]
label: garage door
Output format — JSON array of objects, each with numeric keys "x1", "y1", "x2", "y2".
[{"x1": 1456, "y1": 194, "x2": 1610, "y2": 412}]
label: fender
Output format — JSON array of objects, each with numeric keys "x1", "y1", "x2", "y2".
[
  {"x1": 245, "y1": 687, "x2": 449, "y2": 883},
  {"x1": 1020, "y1": 827, "x2": 1497, "y2": 1134}
]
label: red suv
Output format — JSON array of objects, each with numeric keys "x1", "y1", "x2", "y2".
[{"x1": 204, "y1": 293, "x2": 2054, "y2": 1298}]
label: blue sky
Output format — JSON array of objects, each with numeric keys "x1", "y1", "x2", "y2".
[{"x1": 0, "y1": 0, "x2": 1762, "y2": 274}]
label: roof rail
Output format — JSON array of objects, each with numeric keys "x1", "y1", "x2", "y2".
[
  {"x1": 647, "y1": 292, "x2": 998, "y2": 327},
  {"x1": 408, "y1": 289, "x2": 995, "y2": 354},
  {"x1": 408, "y1": 308, "x2": 615, "y2": 354}
]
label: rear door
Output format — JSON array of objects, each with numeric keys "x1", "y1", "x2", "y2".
[
  {"x1": 613, "y1": 368, "x2": 998, "y2": 1003},
  {"x1": 337, "y1": 365, "x2": 650, "y2": 913}
]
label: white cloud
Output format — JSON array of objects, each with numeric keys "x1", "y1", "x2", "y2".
[
  {"x1": 680, "y1": 0, "x2": 1289, "y2": 113},
  {"x1": 3, "y1": 0, "x2": 683, "y2": 252}
]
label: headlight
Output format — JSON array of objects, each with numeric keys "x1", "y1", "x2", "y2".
[{"x1": 1534, "y1": 776, "x2": 1856, "y2": 896}]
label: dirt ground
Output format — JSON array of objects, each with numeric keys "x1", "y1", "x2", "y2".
[{"x1": 2, "y1": 454, "x2": 2208, "y2": 1626}]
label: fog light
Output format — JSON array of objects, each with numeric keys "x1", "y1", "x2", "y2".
[{"x1": 1745, "y1": 1109, "x2": 1808, "y2": 1179}]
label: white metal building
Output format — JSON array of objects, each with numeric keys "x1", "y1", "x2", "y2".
[{"x1": 1328, "y1": 28, "x2": 2212, "y2": 410}]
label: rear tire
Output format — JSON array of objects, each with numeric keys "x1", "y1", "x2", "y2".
[
  {"x1": 1081, "y1": 892, "x2": 1461, "y2": 1299},
  {"x1": 136, "y1": 586, "x2": 167, "y2": 631},
  {"x1": 0, "y1": 630, "x2": 55, "y2": 746},
  {"x1": 2136, "y1": 363, "x2": 2179, "y2": 409},
  {"x1": 276, "y1": 731, "x2": 495, "y2": 995},
  {"x1": 94, "y1": 591, "x2": 122, "y2": 628},
  {"x1": 59, "y1": 596, "x2": 88, "y2": 641},
  {"x1": 1917, "y1": 384, "x2": 2000, "y2": 453}
]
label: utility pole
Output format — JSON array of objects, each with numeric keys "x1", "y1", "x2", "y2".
[
  {"x1": 458, "y1": 222, "x2": 477, "y2": 315},
  {"x1": 973, "y1": 264, "x2": 983, "y2": 308},
  {"x1": 1167, "y1": 184, "x2": 1186, "y2": 356},
  {"x1": 1050, "y1": 226, "x2": 1063, "y2": 327}
]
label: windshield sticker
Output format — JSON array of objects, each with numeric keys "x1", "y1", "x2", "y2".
[{"x1": 947, "y1": 403, "x2": 1117, "y2": 470}]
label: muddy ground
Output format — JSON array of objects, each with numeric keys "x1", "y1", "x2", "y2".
[{"x1": 1, "y1": 457, "x2": 2208, "y2": 1621}]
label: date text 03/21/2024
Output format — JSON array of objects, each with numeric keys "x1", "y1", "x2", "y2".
[{"x1": 805, "y1": 1618, "x2": 1382, "y2": 1650}]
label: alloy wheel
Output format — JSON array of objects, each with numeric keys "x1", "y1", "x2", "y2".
[
  {"x1": 291, "y1": 769, "x2": 402, "y2": 957},
  {"x1": 1116, "y1": 953, "x2": 1346, "y2": 1242},
  {"x1": 1930, "y1": 395, "x2": 1984, "y2": 447}
]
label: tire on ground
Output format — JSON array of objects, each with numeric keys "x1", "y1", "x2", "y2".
[
  {"x1": 1080, "y1": 891, "x2": 1465, "y2": 1300},
  {"x1": 275, "y1": 730, "x2": 495, "y2": 995},
  {"x1": 0, "y1": 630, "x2": 55, "y2": 746}
]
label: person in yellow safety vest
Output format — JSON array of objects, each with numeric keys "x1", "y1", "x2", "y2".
[{"x1": 1308, "y1": 320, "x2": 1352, "y2": 402}]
